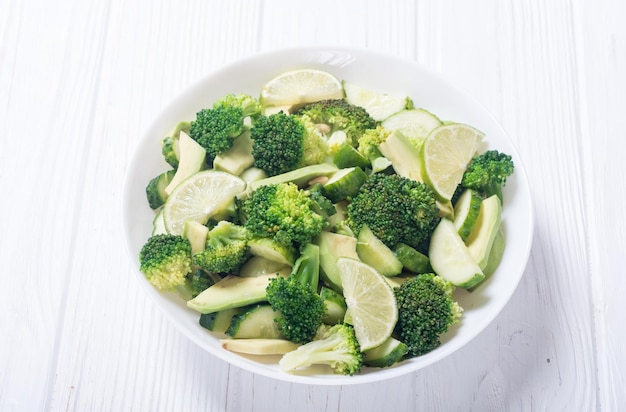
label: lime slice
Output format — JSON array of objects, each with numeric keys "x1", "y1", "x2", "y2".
[
  {"x1": 337, "y1": 257, "x2": 398, "y2": 351},
  {"x1": 260, "y1": 69, "x2": 344, "y2": 106},
  {"x1": 420, "y1": 124, "x2": 484, "y2": 201},
  {"x1": 163, "y1": 170, "x2": 246, "y2": 235}
]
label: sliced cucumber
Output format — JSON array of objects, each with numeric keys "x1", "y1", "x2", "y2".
[
  {"x1": 466, "y1": 195, "x2": 502, "y2": 270},
  {"x1": 393, "y1": 243, "x2": 430, "y2": 273},
  {"x1": 322, "y1": 167, "x2": 368, "y2": 203},
  {"x1": 453, "y1": 189, "x2": 482, "y2": 242},
  {"x1": 145, "y1": 169, "x2": 175, "y2": 209},
  {"x1": 317, "y1": 231, "x2": 359, "y2": 292},
  {"x1": 199, "y1": 308, "x2": 240, "y2": 334},
  {"x1": 320, "y1": 286, "x2": 347, "y2": 325},
  {"x1": 343, "y1": 81, "x2": 410, "y2": 121},
  {"x1": 428, "y1": 218, "x2": 484, "y2": 289},
  {"x1": 363, "y1": 337, "x2": 409, "y2": 368},
  {"x1": 381, "y1": 108, "x2": 443, "y2": 145},
  {"x1": 356, "y1": 225, "x2": 403, "y2": 277},
  {"x1": 333, "y1": 143, "x2": 370, "y2": 169},
  {"x1": 151, "y1": 209, "x2": 167, "y2": 235},
  {"x1": 226, "y1": 304, "x2": 282, "y2": 339}
]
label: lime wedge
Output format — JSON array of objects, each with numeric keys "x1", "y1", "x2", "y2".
[
  {"x1": 420, "y1": 124, "x2": 484, "y2": 201},
  {"x1": 337, "y1": 257, "x2": 398, "y2": 351},
  {"x1": 260, "y1": 69, "x2": 344, "y2": 107},
  {"x1": 163, "y1": 170, "x2": 246, "y2": 235}
]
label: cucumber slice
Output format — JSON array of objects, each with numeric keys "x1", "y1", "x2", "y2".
[
  {"x1": 363, "y1": 337, "x2": 409, "y2": 368},
  {"x1": 226, "y1": 304, "x2": 282, "y2": 339},
  {"x1": 466, "y1": 195, "x2": 502, "y2": 270},
  {"x1": 429, "y1": 218, "x2": 484, "y2": 289},
  {"x1": 320, "y1": 286, "x2": 347, "y2": 325},
  {"x1": 393, "y1": 243, "x2": 430, "y2": 273},
  {"x1": 333, "y1": 143, "x2": 370, "y2": 169},
  {"x1": 199, "y1": 308, "x2": 240, "y2": 334},
  {"x1": 318, "y1": 231, "x2": 359, "y2": 292},
  {"x1": 381, "y1": 108, "x2": 443, "y2": 145},
  {"x1": 145, "y1": 169, "x2": 175, "y2": 209},
  {"x1": 322, "y1": 167, "x2": 368, "y2": 203},
  {"x1": 453, "y1": 189, "x2": 482, "y2": 242},
  {"x1": 356, "y1": 225, "x2": 403, "y2": 277},
  {"x1": 343, "y1": 81, "x2": 410, "y2": 121}
]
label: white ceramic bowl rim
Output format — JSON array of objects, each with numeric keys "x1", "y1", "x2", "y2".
[{"x1": 122, "y1": 45, "x2": 534, "y2": 385}]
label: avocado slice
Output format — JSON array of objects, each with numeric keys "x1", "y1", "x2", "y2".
[
  {"x1": 466, "y1": 195, "x2": 502, "y2": 270},
  {"x1": 378, "y1": 130, "x2": 423, "y2": 182},
  {"x1": 164, "y1": 131, "x2": 207, "y2": 195},
  {"x1": 356, "y1": 225, "x2": 403, "y2": 277}
]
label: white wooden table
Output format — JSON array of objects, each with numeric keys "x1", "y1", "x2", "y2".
[{"x1": 1, "y1": 0, "x2": 624, "y2": 410}]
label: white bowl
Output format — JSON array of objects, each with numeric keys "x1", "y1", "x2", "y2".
[{"x1": 122, "y1": 46, "x2": 533, "y2": 385}]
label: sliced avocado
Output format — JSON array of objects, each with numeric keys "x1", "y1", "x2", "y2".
[
  {"x1": 164, "y1": 131, "x2": 207, "y2": 195},
  {"x1": 247, "y1": 238, "x2": 296, "y2": 266},
  {"x1": 183, "y1": 220, "x2": 209, "y2": 254},
  {"x1": 161, "y1": 120, "x2": 191, "y2": 168},
  {"x1": 356, "y1": 225, "x2": 403, "y2": 277},
  {"x1": 187, "y1": 272, "x2": 283, "y2": 314},
  {"x1": 220, "y1": 338, "x2": 301, "y2": 355},
  {"x1": 214, "y1": 131, "x2": 255, "y2": 176},
  {"x1": 151, "y1": 209, "x2": 167, "y2": 236},
  {"x1": 226, "y1": 304, "x2": 282, "y2": 339},
  {"x1": 247, "y1": 163, "x2": 338, "y2": 192},
  {"x1": 482, "y1": 226, "x2": 505, "y2": 278},
  {"x1": 238, "y1": 256, "x2": 290, "y2": 278},
  {"x1": 317, "y1": 231, "x2": 359, "y2": 292},
  {"x1": 378, "y1": 130, "x2": 423, "y2": 182},
  {"x1": 467, "y1": 195, "x2": 502, "y2": 270}
]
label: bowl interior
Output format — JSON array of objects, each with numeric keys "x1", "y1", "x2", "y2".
[{"x1": 122, "y1": 46, "x2": 533, "y2": 385}]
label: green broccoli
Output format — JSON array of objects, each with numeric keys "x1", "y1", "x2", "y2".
[
  {"x1": 279, "y1": 323, "x2": 363, "y2": 375},
  {"x1": 239, "y1": 182, "x2": 326, "y2": 250},
  {"x1": 356, "y1": 125, "x2": 393, "y2": 173},
  {"x1": 188, "y1": 268, "x2": 216, "y2": 298},
  {"x1": 139, "y1": 234, "x2": 193, "y2": 290},
  {"x1": 461, "y1": 150, "x2": 514, "y2": 202},
  {"x1": 250, "y1": 111, "x2": 328, "y2": 176},
  {"x1": 294, "y1": 99, "x2": 376, "y2": 148},
  {"x1": 161, "y1": 121, "x2": 191, "y2": 169},
  {"x1": 266, "y1": 244, "x2": 325, "y2": 344},
  {"x1": 189, "y1": 94, "x2": 262, "y2": 164},
  {"x1": 394, "y1": 273, "x2": 462, "y2": 357},
  {"x1": 192, "y1": 221, "x2": 250, "y2": 274},
  {"x1": 347, "y1": 173, "x2": 440, "y2": 251}
]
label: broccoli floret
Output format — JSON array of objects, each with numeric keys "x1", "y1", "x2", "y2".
[
  {"x1": 461, "y1": 150, "x2": 514, "y2": 202},
  {"x1": 190, "y1": 94, "x2": 262, "y2": 164},
  {"x1": 240, "y1": 182, "x2": 326, "y2": 250},
  {"x1": 139, "y1": 234, "x2": 193, "y2": 290},
  {"x1": 192, "y1": 221, "x2": 249, "y2": 274},
  {"x1": 347, "y1": 173, "x2": 440, "y2": 251},
  {"x1": 188, "y1": 269, "x2": 216, "y2": 298},
  {"x1": 357, "y1": 125, "x2": 393, "y2": 173},
  {"x1": 266, "y1": 244, "x2": 325, "y2": 344},
  {"x1": 279, "y1": 323, "x2": 363, "y2": 375},
  {"x1": 250, "y1": 111, "x2": 328, "y2": 176},
  {"x1": 394, "y1": 273, "x2": 463, "y2": 357},
  {"x1": 295, "y1": 99, "x2": 376, "y2": 148}
]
